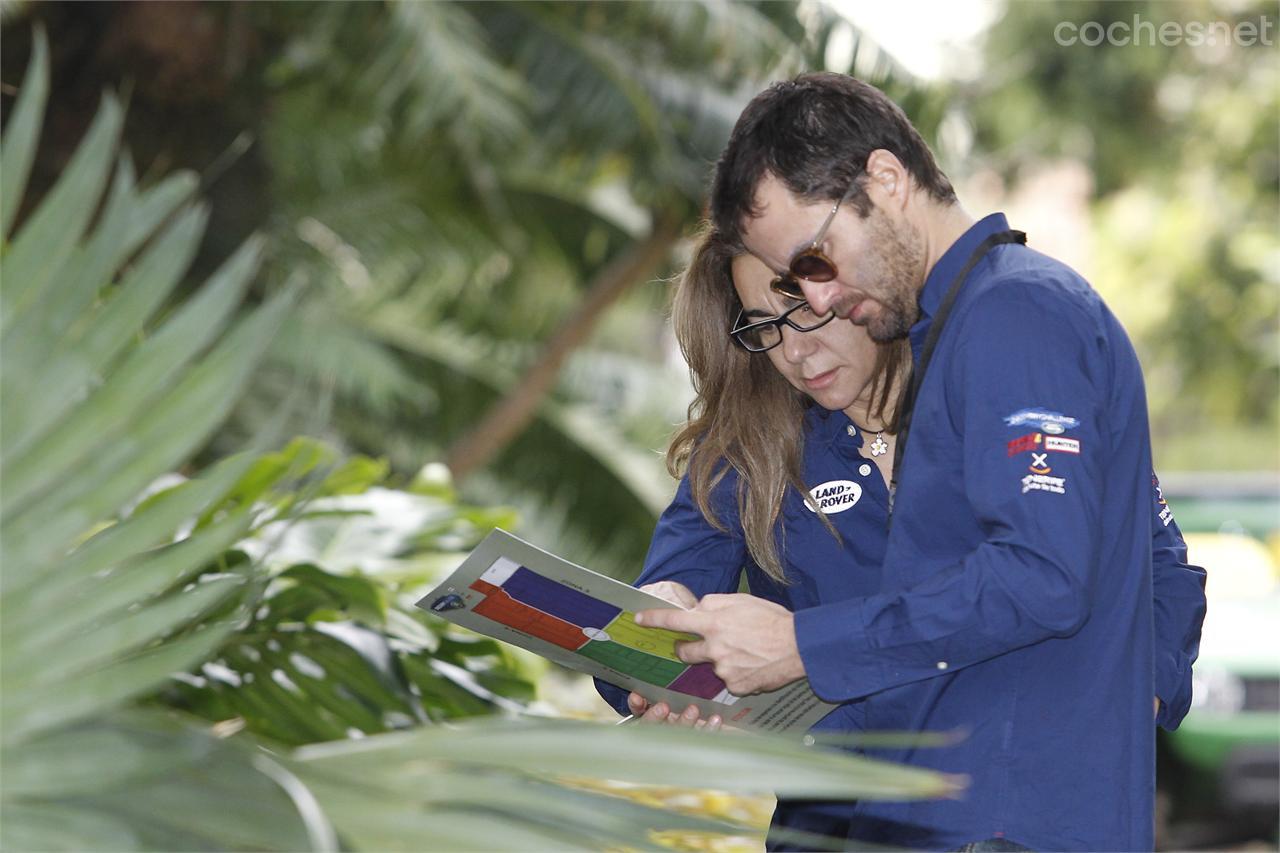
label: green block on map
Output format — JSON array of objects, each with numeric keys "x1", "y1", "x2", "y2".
[{"x1": 579, "y1": 640, "x2": 686, "y2": 686}]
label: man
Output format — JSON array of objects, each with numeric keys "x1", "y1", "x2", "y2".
[{"x1": 636, "y1": 73, "x2": 1206, "y2": 850}]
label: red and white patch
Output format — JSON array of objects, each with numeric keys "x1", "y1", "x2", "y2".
[{"x1": 1006, "y1": 433, "x2": 1041, "y2": 456}]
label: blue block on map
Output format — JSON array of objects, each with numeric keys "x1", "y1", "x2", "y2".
[{"x1": 503, "y1": 567, "x2": 621, "y2": 629}]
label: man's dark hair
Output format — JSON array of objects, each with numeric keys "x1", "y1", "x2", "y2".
[{"x1": 710, "y1": 72, "x2": 956, "y2": 245}]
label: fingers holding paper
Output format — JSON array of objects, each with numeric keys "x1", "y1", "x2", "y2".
[
  {"x1": 635, "y1": 593, "x2": 807, "y2": 695},
  {"x1": 638, "y1": 580, "x2": 699, "y2": 610},
  {"x1": 627, "y1": 691, "x2": 723, "y2": 731}
]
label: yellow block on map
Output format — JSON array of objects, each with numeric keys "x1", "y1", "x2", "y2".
[{"x1": 604, "y1": 611, "x2": 698, "y2": 661}]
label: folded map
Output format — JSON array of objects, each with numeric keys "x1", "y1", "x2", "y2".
[{"x1": 415, "y1": 528, "x2": 839, "y2": 734}]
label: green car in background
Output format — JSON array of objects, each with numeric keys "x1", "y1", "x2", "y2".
[{"x1": 1157, "y1": 474, "x2": 1280, "y2": 847}]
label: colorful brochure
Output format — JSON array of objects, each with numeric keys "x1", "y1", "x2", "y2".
[{"x1": 416, "y1": 528, "x2": 839, "y2": 734}]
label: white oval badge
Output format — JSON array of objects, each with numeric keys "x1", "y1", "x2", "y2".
[{"x1": 807, "y1": 479, "x2": 863, "y2": 514}]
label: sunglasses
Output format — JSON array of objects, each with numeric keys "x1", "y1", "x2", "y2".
[
  {"x1": 768, "y1": 182, "x2": 859, "y2": 300},
  {"x1": 730, "y1": 300, "x2": 835, "y2": 353}
]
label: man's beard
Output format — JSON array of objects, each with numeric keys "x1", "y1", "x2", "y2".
[{"x1": 835, "y1": 210, "x2": 923, "y2": 343}]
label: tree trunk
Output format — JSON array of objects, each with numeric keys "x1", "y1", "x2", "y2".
[{"x1": 445, "y1": 213, "x2": 682, "y2": 481}]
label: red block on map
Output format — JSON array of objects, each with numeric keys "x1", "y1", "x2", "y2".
[{"x1": 472, "y1": 588, "x2": 588, "y2": 651}]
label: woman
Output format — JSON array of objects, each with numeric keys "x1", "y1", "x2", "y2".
[
  {"x1": 598, "y1": 229, "x2": 913, "y2": 846},
  {"x1": 595, "y1": 228, "x2": 1199, "y2": 848}
]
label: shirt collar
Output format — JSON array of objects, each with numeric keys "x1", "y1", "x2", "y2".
[
  {"x1": 805, "y1": 405, "x2": 860, "y2": 450},
  {"x1": 916, "y1": 212, "x2": 1011, "y2": 323}
]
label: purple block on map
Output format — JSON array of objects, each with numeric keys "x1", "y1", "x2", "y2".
[
  {"x1": 502, "y1": 566, "x2": 621, "y2": 629},
  {"x1": 666, "y1": 663, "x2": 727, "y2": 699}
]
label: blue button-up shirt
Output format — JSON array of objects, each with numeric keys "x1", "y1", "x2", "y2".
[
  {"x1": 595, "y1": 214, "x2": 1205, "y2": 849},
  {"x1": 792, "y1": 213, "x2": 1199, "y2": 849}
]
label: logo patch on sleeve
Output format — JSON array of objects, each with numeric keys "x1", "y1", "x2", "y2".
[
  {"x1": 1007, "y1": 433, "x2": 1042, "y2": 456},
  {"x1": 1044, "y1": 436, "x2": 1081, "y2": 454},
  {"x1": 1003, "y1": 409, "x2": 1080, "y2": 434},
  {"x1": 807, "y1": 480, "x2": 863, "y2": 514},
  {"x1": 1153, "y1": 473, "x2": 1175, "y2": 527},
  {"x1": 1022, "y1": 473, "x2": 1067, "y2": 495}
]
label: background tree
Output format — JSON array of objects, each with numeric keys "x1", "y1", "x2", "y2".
[{"x1": 961, "y1": 0, "x2": 1278, "y2": 469}]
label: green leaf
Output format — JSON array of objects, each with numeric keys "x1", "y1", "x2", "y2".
[
  {"x1": 0, "y1": 450, "x2": 253, "y2": 600},
  {"x1": 0, "y1": 236, "x2": 261, "y2": 513},
  {"x1": 0, "y1": 28, "x2": 48, "y2": 240},
  {"x1": 2, "y1": 287, "x2": 292, "y2": 575},
  {"x1": 56, "y1": 711, "x2": 316, "y2": 851},
  {"x1": 5, "y1": 514, "x2": 254, "y2": 681},
  {"x1": 199, "y1": 435, "x2": 336, "y2": 528},
  {"x1": 0, "y1": 802, "x2": 140, "y2": 852},
  {"x1": 0, "y1": 718, "x2": 214, "y2": 799},
  {"x1": 317, "y1": 454, "x2": 390, "y2": 496},
  {"x1": 297, "y1": 719, "x2": 963, "y2": 802},
  {"x1": 15, "y1": 568, "x2": 250, "y2": 695},
  {"x1": 0, "y1": 92, "x2": 123, "y2": 331},
  {"x1": 296, "y1": 780, "x2": 600, "y2": 852},
  {"x1": 0, "y1": 156, "x2": 137, "y2": 389},
  {"x1": 274, "y1": 564, "x2": 387, "y2": 625},
  {"x1": 3, "y1": 623, "x2": 240, "y2": 746},
  {"x1": 0, "y1": 203, "x2": 210, "y2": 461}
]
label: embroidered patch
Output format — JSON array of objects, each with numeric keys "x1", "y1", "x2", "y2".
[
  {"x1": 1003, "y1": 408, "x2": 1080, "y2": 434},
  {"x1": 1007, "y1": 433, "x2": 1041, "y2": 456},
  {"x1": 1022, "y1": 473, "x2": 1066, "y2": 495},
  {"x1": 1045, "y1": 436, "x2": 1081, "y2": 454},
  {"x1": 807, "y1": 479, "x2": 863, "y2": 514},
  {"x1": 1153, "y1": 473, "x2": 1175, "y2": 527},
  {"x1": 1028, "y1": 452, "x2": 1052, "y2": 474}
]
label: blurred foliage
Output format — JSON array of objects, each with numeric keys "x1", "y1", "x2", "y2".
[
  {"x1": 1, "y1": 0, "x2": 942, "y2": 580},
  {"x1": 0, "y1": 31, "x2": 960, "y2": 851},
  {"x1": 159, "y1": 443, "x2": 541, "y2": 745},
  {"x1": 966, "y1": 0, "x2": 1278, "y2": 469}
]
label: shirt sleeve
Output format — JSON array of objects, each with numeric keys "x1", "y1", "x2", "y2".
[
  {"x1": 795, "y1": 285, "x2": 1117, "y2": 701},
  {"x1": 594, "y1": 470, "x2": 749, "y2": 716},
  {"x1": 1149, "y1": 471, "x2": 1207, "y2": 731}
]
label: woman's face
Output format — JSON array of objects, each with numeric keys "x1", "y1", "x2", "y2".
[{"x1": 731, "y1": 252, "x2": 881, "y2": 416}]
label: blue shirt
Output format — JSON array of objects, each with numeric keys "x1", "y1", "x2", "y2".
[
  {"x1": 595, "y1": 214, "x2": 1205, "y2": 848},
  {"x1": 792, "y1": 213, "x2": 1198, "y2": 850}
]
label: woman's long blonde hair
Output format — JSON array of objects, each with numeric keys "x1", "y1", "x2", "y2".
[{"x1": 666, "y1": 227, "x2": 906, "y2": 581}]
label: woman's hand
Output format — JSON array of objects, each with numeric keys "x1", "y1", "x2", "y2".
[
  {"x1": 627, "y1": 690, "x2": 723, "y2": 731},
  {"x1": 639, "y1": 580, "x2": 698, "y2": 610}
]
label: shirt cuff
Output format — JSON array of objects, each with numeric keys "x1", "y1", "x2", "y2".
[
  {"x1": 1153, "y1": 650, "x2": 1190, "y2": 731},
  {"x1": 794, "y1": 600, "x2": 879, "y2": 703}
]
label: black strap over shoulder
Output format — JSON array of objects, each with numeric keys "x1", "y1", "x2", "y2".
[{"x1": 888, "y1": 229, "x2": 1027, "y2": 522}]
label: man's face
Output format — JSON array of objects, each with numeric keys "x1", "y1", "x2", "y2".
[{"x1": 739, "y1": 173, "x2": 924, "y2": 343}]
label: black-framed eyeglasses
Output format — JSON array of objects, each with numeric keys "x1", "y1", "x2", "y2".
[
  {"x1": 730, "y1": 300, "x2": 835, "y2": 352},
  {"x1": 769, "y1": 181, "x2": 859, "y2": 300}
]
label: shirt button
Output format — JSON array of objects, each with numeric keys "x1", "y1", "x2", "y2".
[
  {"x1": 846, "y1": 425, "x2": 857, "y2": 437},
  {"x1": 936, "y1": 661, "x2": 949, "y2": 670},
  {"x1": 802, "y1": 734, "x2": 815, "y2": 747},
  {"x1": 859, "y1": 463, "x2": 872, "y2": 477}
]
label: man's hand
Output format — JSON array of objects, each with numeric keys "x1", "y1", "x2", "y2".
[
  {"x1": 626, "y1": 581, "x2": 723, "y2": 730},
  {"x1": 635, "y1": 593, "x2": 806, "y2": 695}
]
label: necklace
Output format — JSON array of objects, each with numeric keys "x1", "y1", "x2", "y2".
[
  {"x1": 847, "y1": 422, "x2": 889, "y2": 457},
  {"x1": 868, "y1": 431, "x2": 889, "y2": 457}
]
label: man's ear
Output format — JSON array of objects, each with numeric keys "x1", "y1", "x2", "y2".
[{"x1": 865, "y1": 149, "x2": 910, "y2": 211}]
